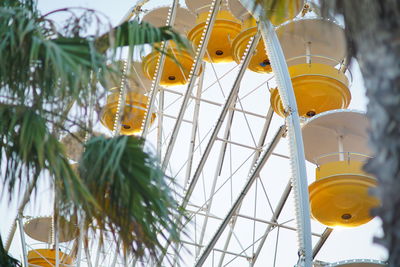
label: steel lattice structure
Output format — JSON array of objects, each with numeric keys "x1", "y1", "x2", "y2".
[{"x1": 3, "y1": 1, "x2": 387, "y2": 267}]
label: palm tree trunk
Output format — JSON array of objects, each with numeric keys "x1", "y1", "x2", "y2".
[{"x1": 336, "y1": 1, "x2": 400, "y2": 265}]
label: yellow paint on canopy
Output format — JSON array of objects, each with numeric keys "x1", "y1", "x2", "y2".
[
  {"x1": 188, "y1": 10, "x2": 241, "y2": 63},
  {"x1": 270, "y1": 63, "x2": 351, "y2": 117},
  {"x1": 232, "y1": 17, "x2": 272, "y2": 74},
  {"x1": 142, "y1": 41, "x2": 197, "y2": 87},
  {"x1": 101, "y1": 91, "x2": 155, "y2": 135},
  {"x1": 28, "y1": 249, "x2": 74, "y2": 267},
  {"x1": 309, "y1": 160, "x2": 379, "y2": 228}
]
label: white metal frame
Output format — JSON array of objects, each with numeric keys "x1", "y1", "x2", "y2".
[{"x1": 6, "y1": 0, "x2": 378, "y2": 267}]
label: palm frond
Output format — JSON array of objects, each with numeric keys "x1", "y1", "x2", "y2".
[
  {"x1": 0, "y1": 6, "x2": 106, "y2": 109},
  {"x1": 0, "y1": 0, "x2": 35, "y2": 10},
  {"x1": 0, "y1": 235, "x2": 21, "y2": 267},
  {"x1": 0, "y1": 104, "x2": 94, "y2": 208},
  {"x1": 75, "y1": 136, "x2": 183, "y2": 259},
  {"x1": 0, "y1": 4, "x2": 189, "y2": 113},
  {"x1": 252, "y1": 0, "x2": 302, "y2": 25},
  {"x1": 96, "y1": 20, "x2": 191, "y2": 54},
  {"x1": 0, "y1": 1, "x2": 187, "y2": 262}
]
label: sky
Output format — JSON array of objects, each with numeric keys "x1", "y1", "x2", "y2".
[{"x1": 0, "y1": 0, "x2": 388, "y2": 266}]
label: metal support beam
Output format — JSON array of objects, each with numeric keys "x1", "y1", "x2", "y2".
[
  {"x1": 76, "y1": 215, "x2": 86, "y2": 267},
  {"x1": 161, "y1": 113, "x2": 193, "y2": 124},
  {"x1": 159, "y1": 33, "x2": 261, "y2": 260},
  {"x1": 142, "y1": 0, "x2": 179, "y2": 137},
  {"x1": 161, "y1": 0, "x2": 224, "y2": 170},
  {"x1": 54, "y1": 214, "x2": 60, "y2": 267},
  {"x1": 182, "y1": 32, "x2": 262, "y2": 209},
  {"x1": 184, "y1": 62, "x2": 206, "y2": 188},
  {"x1": 158, "y1": 31, "x2": 262, "y2": 261},
  {"x1": 94, "y1": 235, "x2": 103, "y2": 267},
  {"x1": 5, "y1": 179, "x2": 36, "y2": 251},
  {"x1": 197, "y1": 107, "x2": 236, "y2": 255},
  {"x1": 110, "y1": 243, "x2": 119, "y2": 267},
  {"x1": 216, "y1": 138, "x2": 262, "y2": 151},
  {"x1": 162, "y1": 88, "x2": 267, "y2": 119},
  {"x1": 239, "y1": 1, "x2": 313, "y2": 265},
  {"x1": 157, "y1": 87, "x2": 165, "y2": 159},
  {"x1": 112, "y1": 54, "x2": 132, "y2": 137},
  {"x1": 312, "y1": 228, "x2": 333, "y2": 259},
  {"x1": 181, "y1": 240, "x2": 252, "y2": 260},
  {"x1": 251, "y1": 181, "x2": 292, "y2": 265},
  {"x1": 17, "y1": 215, "x2": 28, "y2": 267},
  {"x1": 185, "y1": 209, "x2": 323, "y2": 237},
  {"x1": 84, "y1": 240, "x2": 93, "y2": 267},
  {"x1": 194, "y1": 125, "x2": 285, "y2": 266},
  {"x1": 218, "y1": 106, "x2": 273, "y2": 266}
]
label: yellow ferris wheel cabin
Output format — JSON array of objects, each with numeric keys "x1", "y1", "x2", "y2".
[
  {"x1": 186, "y1": 0, "x2": 242, "y2": 63},
  {"x1": 141, "y1": 6, "x2": 197, "y2": 86},
  {"x1": 302, "y1": 110, "x2": 379, "y2": 228},
  {"x1": 101, "y1": 61, "x2": 156, "y2": 135},
  {"x1": 27, "y1": 249, "x2": 74, "y2": 267},
  {"x1": 229, "y1": 0, "x2": 304, "y2": 73},
  {"x1": 271, "y1": 16, "x2": 350, "y2": 118},
  {"x1": 24, "y1": 216, "x2": 77, "y2": 243}
]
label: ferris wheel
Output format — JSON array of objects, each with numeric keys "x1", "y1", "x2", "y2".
[{"x1": 5, "y1": 0, "x2": 388, "y2": 266}]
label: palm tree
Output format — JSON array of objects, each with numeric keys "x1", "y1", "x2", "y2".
[
  {"x1": 253, "y1": 0, "x2": 400, "y2": 265},
  {"x1": 0, "y1": 0, "x2": 188, "y2": 265},
  {"x1": 318, "y1": 1, "x2": 400, "y2": 266},
  {"x1": 0, "y1": 237, "x2": 20, "y2": 267}
]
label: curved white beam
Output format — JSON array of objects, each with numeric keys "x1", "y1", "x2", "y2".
[{"x1": 238, "y1": 1, "x2": 312, "y2": 266}]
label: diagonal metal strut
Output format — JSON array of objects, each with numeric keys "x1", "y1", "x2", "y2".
[{"x1": 194, "y1": 125, "x2": 286, "y2": 266}]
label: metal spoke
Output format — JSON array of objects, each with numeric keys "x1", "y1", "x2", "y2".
[
  {"x1": 141, "y1": 0, "x2": 179, "y2": 137},
  {"x1": 217, "y1": 106, "x2": 274, "y2": 266},
  {"x1": 258, "y1": 176, "x2": 275, "y2": 215},
  {"x1": 184, "y1": 62, "x2": 206, "y2": 186},
  {"x1": 273, "y1": 226, "x2": 280, "y2": 267},
  {"x1": 194, "y1": 126, "x2": 285, "y2": 266},
  {"x1": 182, "y1": 32, "x2": 262, "y2": 211},
  {"x1": 250, "y1": 181, "x2": 291, "y2": 266},
  {"x1": 197, "y1": 107, "x2": 237, "y2": 252},
  {"x1": 312, "y1": 228, "x2": 333, "y2": 259},
  {"x1": 161, "y1": 0, "x2": 224, "y2": 170}
]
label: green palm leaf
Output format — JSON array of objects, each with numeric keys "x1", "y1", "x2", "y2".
[
  {"x1": 96, "y1": 20, "x2": 190, "y2": 54},
  {"x1": 0, "y1": 236, "x2": 21, "y2": 267},
  {"x1": 0, "y1": 4, "x2": 189, "y2": 110},
  {"x1": 0, "y1": 104, "x2": 93, "y2": 205},
  {"x1": 0, "y1": 5, "x2": 104, "y2": 107},
  {"x1": 0, "y1": 1, "x2": 187, "y2": 263},
  {"x1": 75, "y1": 136, "x2": 182, "y2": 258},
  {"x1": 251, "y1": 0, "x2": 301, "y2": 25}
]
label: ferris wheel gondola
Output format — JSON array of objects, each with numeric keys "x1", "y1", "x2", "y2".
[
  {"x1": 5, "y1": 1, "x2": 386, "y2": 266},
  {"x1": 141, "y1": 6, "x2": 197, "y2": 86},
  {"x1": 186, "y1": 0, "x2": 242, "y2": 63},
  {"x1": 303, "y1": 109, "x2": 379, "y2": 227},
  {"x1": 228, "y1": 0, "x2": 304, "y2": 73},
  {"x1": 101, "y1": 61, "x2": 156, "y2": 135},
  {"x1": 266, "y1": 5, "x2": 351, "y2": 118},
  {"x1": 325, "y1": 259, "x2": 387, "y2": 267},
  {"x1": 23, "y1": 216, "x2": 77, "y2": 267}
]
